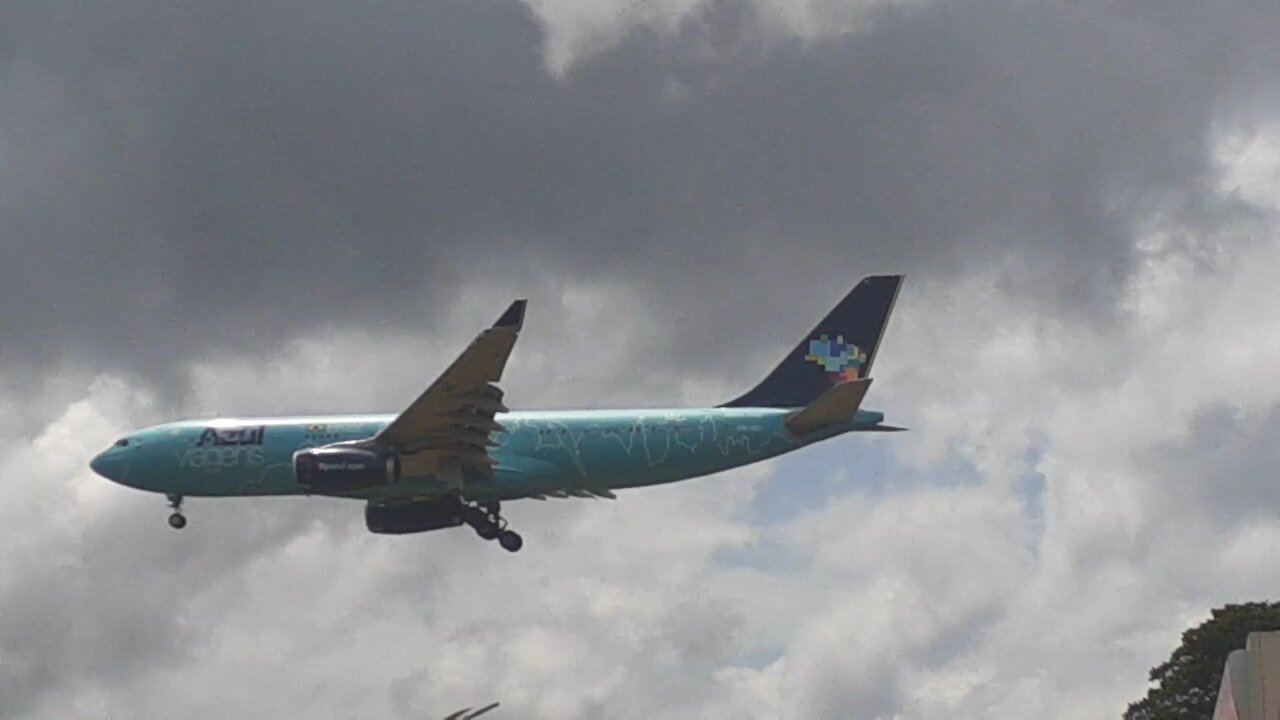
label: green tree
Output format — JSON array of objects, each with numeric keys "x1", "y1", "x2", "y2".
[{"x1": 1125, "y1": 601, "x2": 1280, "y2": 719}]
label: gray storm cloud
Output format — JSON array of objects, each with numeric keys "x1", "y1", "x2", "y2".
[
  {"x1": 4, "y1": 1, "x2": 1280, "y2": 718},
  {"x1": 3, "y1": 0, "x2": 1274, "y2": 396}
]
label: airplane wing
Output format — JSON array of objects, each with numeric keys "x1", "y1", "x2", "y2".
[
  {"x1": 371, "y1": 300, "x2": 527, "y2": 484},
  {"x1": 518, "y1": 487, "x2": 616, "y2": 500}
]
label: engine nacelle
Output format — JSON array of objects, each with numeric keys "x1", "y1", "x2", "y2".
[
  {"x1": 366, "y1": 498, "x2": 464, "y2": 534},
  {"x1": 293, "y1": 447, "x2": 400, "y2": 495}
]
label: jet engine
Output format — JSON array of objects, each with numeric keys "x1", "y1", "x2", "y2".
[
  {"x1": 366, "y1": 498, "x2": 464, "y2": 534},
  {"x1": 293, "y1": 446, "x2": 400, "y2": 495}
]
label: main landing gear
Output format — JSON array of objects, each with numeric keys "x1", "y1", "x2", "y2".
[
  {"x1": 461, "y1": 501, "x2": 522, "y2": 552},
  {"x1": 167, "y1": 494, "x2": 187, "y2": 530}
]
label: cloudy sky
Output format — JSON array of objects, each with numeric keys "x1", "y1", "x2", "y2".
[{"x1": 3, "y1": 0, "x2": 1280, "y2": 717}]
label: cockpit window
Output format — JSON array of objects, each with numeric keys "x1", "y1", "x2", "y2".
[{"x1": 113, "y1": 438, "x2": 129, "y2": 448}]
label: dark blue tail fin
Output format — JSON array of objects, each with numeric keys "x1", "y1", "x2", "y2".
[{"x1": 722, "y1": 275, "x2": 903, "y2": 408}]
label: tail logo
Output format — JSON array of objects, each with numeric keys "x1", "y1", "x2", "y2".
[{"x1": 805, "y1": 334, "x2": 867, "y2": 383}]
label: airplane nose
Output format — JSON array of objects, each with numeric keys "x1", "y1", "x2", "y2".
[{"x1": 90, "y1": 451, "x2": 124, "y2": 482}]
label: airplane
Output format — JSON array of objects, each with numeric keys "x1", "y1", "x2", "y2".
[
  {"x1": 444, "y1": 703, "x2": 500, "y2": 720},
  {"x1": 90, "y1": 275, "x2": 904, "y2": 552}
]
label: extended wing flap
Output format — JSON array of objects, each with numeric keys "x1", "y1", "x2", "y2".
[{"x1": 515, "y1": 487, "x2": 616, "y2": 501}]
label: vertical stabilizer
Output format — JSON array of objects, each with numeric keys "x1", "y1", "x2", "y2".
[{"x1": 722, "y1": 275, "x2": 902, "y2": 408}]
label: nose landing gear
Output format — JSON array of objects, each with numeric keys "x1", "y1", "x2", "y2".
[
  {"x1": 461, "y1": 501, "x2": 522, "y2": 552},
  {"x1": 167, "y1": 494, "x2": 187, "y2": 530}
]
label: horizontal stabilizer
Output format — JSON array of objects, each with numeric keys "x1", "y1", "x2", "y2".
[
  {"x1": 785, "y1": 378, "x2": 872, "y2": 435},
  {"x1": 858, "y1": 424, "x2": 909, "y2": 432}
]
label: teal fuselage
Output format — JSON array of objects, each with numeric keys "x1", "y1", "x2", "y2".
[{"x1": 93, "y1": 407, "x2": 885, "y2": 503}]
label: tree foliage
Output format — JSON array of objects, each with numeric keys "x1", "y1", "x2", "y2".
[{"x1": 1125, "y1": 601, "x2": 1280, "y2": 719}]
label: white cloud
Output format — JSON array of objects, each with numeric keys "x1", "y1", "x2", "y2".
[
  {"x1": 9, "y1": 117, "x2": 1280, "y2": 719},
  {"x1": 521, "y1": 0, "x2": 927, "y2": 75},
  {"x1": 1216, "y1": 120, "x2": 1280, "y2": 212}
]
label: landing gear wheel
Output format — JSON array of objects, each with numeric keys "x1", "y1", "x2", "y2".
[
  {"x1": 166, "y1": 494, "x2": 186, "y2": 529},
  {"x1": 462, "y1": 506, "x2": 487, "y2": 527},
  {"x1": 498, "y1": 530, "x2": 523, "y2": 553},
  {"x1": 459, "y1": 499, "x2": 523, "y2": 550}
]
